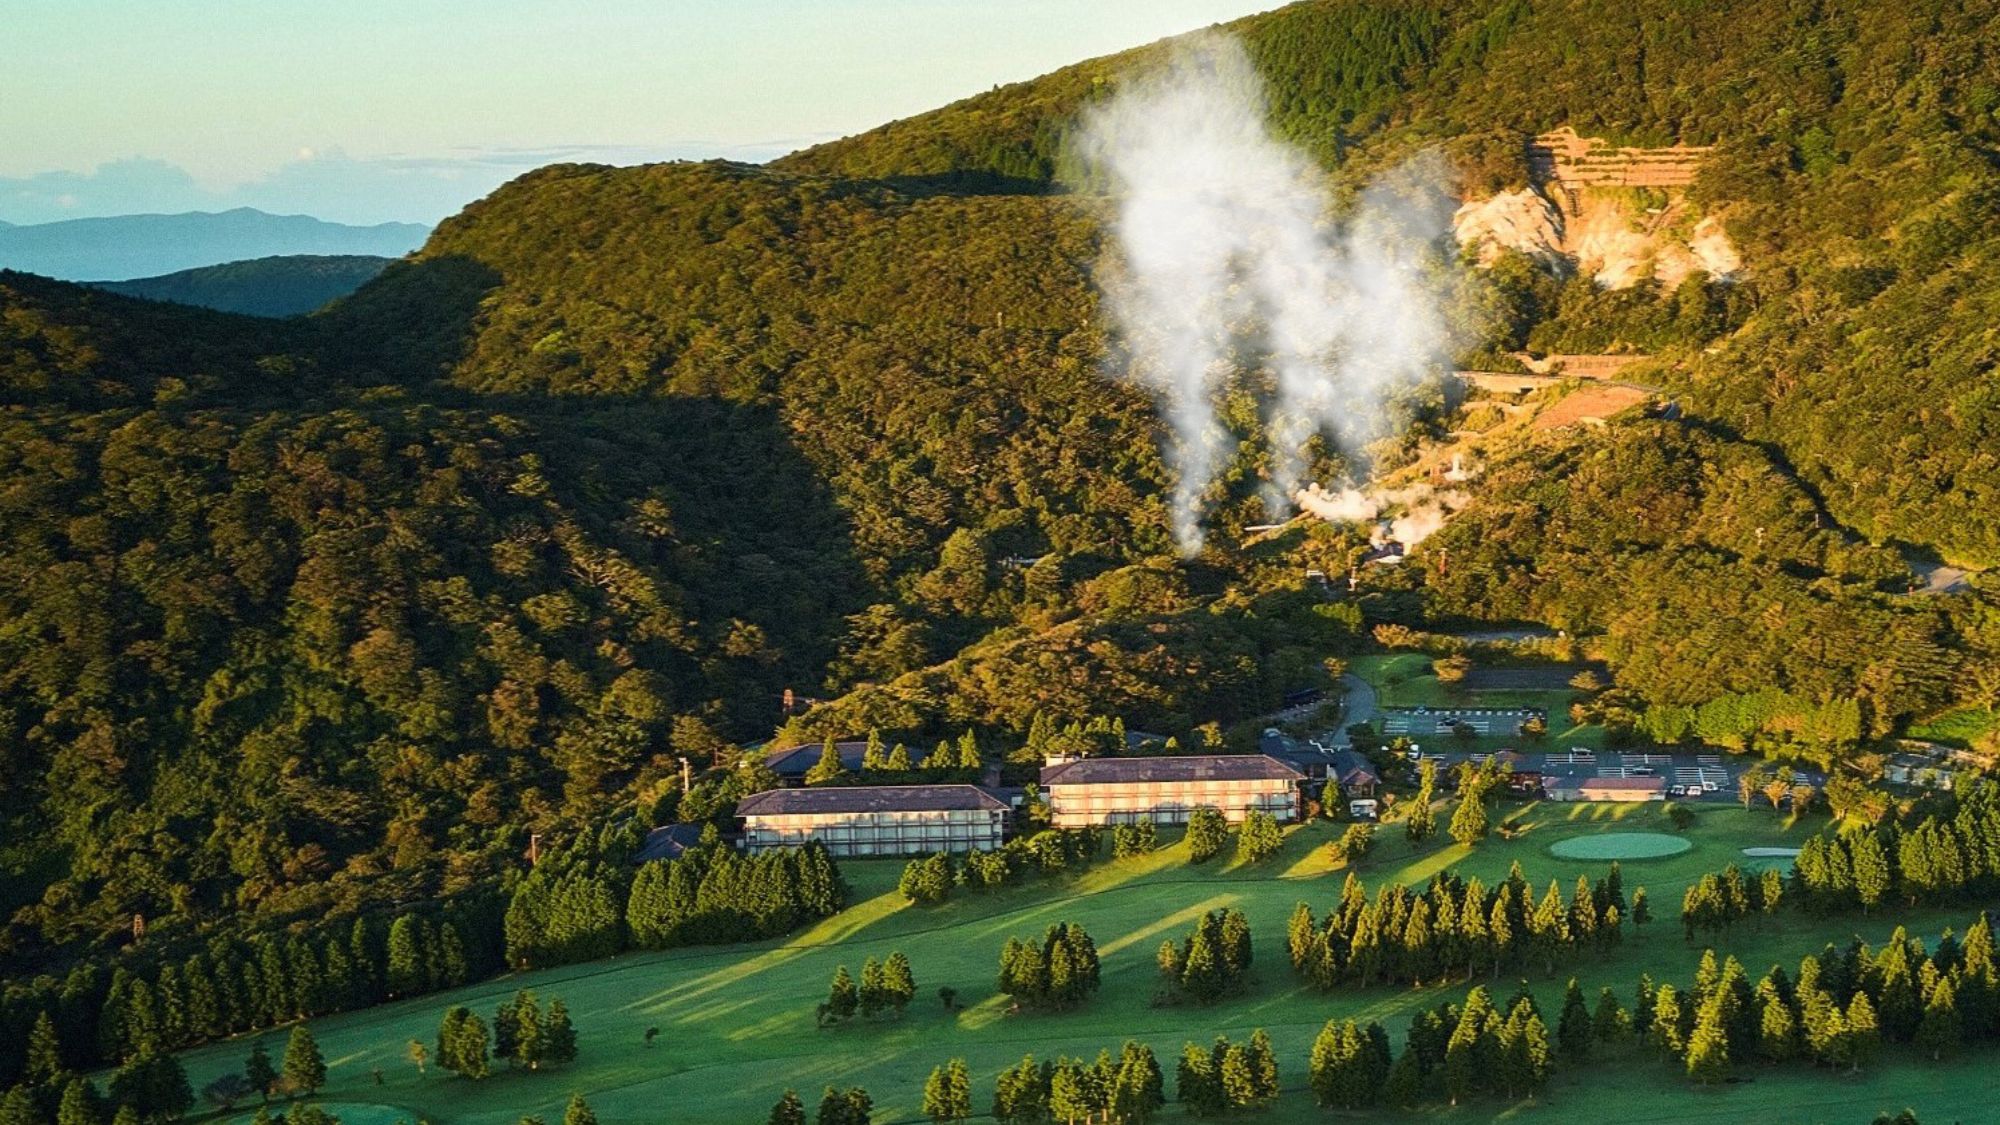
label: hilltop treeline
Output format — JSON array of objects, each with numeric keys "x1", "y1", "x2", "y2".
[{"x1": 0, "y1": 827, "x2": 841, "y2": 1089}]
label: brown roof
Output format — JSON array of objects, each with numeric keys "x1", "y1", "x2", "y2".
[
  {"x1": 1579, "y1": 776, "x2": 1666, "y2": 792},
  {"x1": 1040, "y1": 754, "x2": 1304, "y2": 786},
  {"x1": 736, "y1": 784, "x2": 1008, "y2": 817}
]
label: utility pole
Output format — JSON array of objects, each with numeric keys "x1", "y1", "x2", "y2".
[
  {"x1": 680, "y1": 756, "x2": 693, "y2": 792},
  {"x1": 529, "y1": 833, "x2": 542, "y2": 867}
]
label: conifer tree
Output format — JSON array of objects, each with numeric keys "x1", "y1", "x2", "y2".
[
  {"x1": 1758, "y1": 991, "x2": 1798, "y2": 1062},
  {"x1": 282, "y1": 1025, "x2": 327, "y2": 1096},
  {"x1": 246, "y1": 1039, "x2": 277, "y2": 1100},
  {"x1": 386, "y1": 916, "x2": 424, "y2": 997},
  {"x1": 1449, "y1": 785, "x2": 1488, "y2": 847},
  {"x1": 922, "y1": 1058, "x2": 972, "y2": 1123},
  {"x1": 1048, "y1": 1057, "x2": 1093, "y2": 1124},
  {"x1": 562, "y1": 1092, "x2": 598, "y2": 1125},
  {"x1": 1176, "y1": 1042, "x2": 1222, "y2": 1117},
  {"x1": 1593, "y1": 987, "x2": 1629, "y2": 1044},
  {"x1": 1217, "y1": 1043, "x2": 1259, "y2": 1111},
  {"x1": 1382, "y1": 1043, "x2": 1424, "y2": 1108},
  {"x1": 1307, "y1": 1020, "x2": 1344, "y2": 1108},
  {"x1": 805, "y1": 739, "x2": 849, "y2": 785},
  {"x1": 768, "y1": 1090, "x2": 806, "y2": 1125},
  {"x1": 1686, "y1": 998, "x2": 1731, "y2": 1083},
  {"x1": 827, "y1": 966, "x2": 858, "y2": 1022},
  {"x1": 957, "y1": 730, "x2": 982, "y2": 770},
  {"x1": 543, "y1": 999, "x2": 578, "y2": 1067},
  {"x1": 1916, "y1": 975, "x2": 1960, "y2": 1060},
  {"x1": 1843, "y1": 991, "x2": 1881, "y2": 1071},
  {"x1": 858, "y1": 958, "x2": 886, "y2": 1019},
  {"x1": 1633, "y1": 887, "x2": 1652, "y2": 927},
  {"x1": 1185, "y1": 808, "x2": 1228, "y2": 864},
  {"x1": 1651, "y1": 984, "x2": 1685, "y2": 1056},
  {"x1": 993, "y1": 1055, "x2": 1049, "y2": 1125},
  {"x1": 1111, "y1": 1041, "x2": 1163, "y2": 1124},
  {"x1": 21, "y1": 1009, "x2": 63, "y2": 1086},
  {"x1": 885, "y1": 743, "x2": 913, "y2": 772},
  {"x1": 1852, "y1": 832, "x2": 1890, "y2": 912},
  {"x1": 1406, "y1": 761, "x2": 1437, "y2": 844},
  {"x1": 1245, "y1": 1029, "x2": 1278, "y2": 1103},
  {"x1": 55, "y1": 1078, "x2": 101, "y2": 1125},
  {"x1": 1557, "y1": 978, "x2": 1592, "y2": 1060},
  {"x1": 883, "y1": 952, "x2": 916, "y2": 1016}
]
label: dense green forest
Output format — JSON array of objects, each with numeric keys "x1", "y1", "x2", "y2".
[{"x1": 4, "y1": 0, "x2": 2000, "y2": 988}]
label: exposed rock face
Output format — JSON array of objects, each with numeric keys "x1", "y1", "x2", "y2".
[
  {"x1": 1451, "y1": 188, "x2": 1565, "y2": 266},
  {"x1": 1454, "y1": 128, "x2": 1741, "y2": 289},
  {"x1": 1453, "y1": 186, "x2": 1741, "y2": 289}
]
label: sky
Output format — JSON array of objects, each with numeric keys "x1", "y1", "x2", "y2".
[{"x1": 1, "y1": 0, "x2": 1287, "y2": 227}]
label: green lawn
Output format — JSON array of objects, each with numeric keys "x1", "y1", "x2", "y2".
[
  {"x1": 176, "y1": 806, "x2": 1995, "y2": 1124},
  {"x1": 1349, "y1": 653, "x2": 1582, "y2": 715},
  {"x1": 1907, "y1": 707, "x2": 2000, "y2": 748}
]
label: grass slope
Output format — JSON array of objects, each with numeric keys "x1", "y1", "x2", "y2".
[{"x1": 174, "y1": 807, "x2": 1991, "y2": 1123}]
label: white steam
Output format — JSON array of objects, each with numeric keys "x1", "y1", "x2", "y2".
[
  {"x1": 1076, "y1": 32, "x2": 1456, "y2": 554},
  {"x1": 1297, "y1": 482, "x2": 1469, "y2": 549}
]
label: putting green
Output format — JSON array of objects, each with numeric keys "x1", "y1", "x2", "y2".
[{"x1": 1548, "y1": 832, "x2": 1693, "y2": 860}]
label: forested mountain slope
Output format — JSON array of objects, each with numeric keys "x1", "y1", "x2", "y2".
[
  {"x1": 786, "y1": 0, "x2": 2000, "y2": 564},
  {"x1": 3, "y1": 0, "x2": 2000, "y2": 966},
  {"x1": 0, "y1": 274, "x2": 864, "y2": 953}
]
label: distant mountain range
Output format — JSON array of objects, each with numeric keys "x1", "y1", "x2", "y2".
[
  {"x1": 0, "y1": 207, "x2": 427, "y2": 281},
  {"x1": 87, "y1": 254, "x2": 395, "y2": 318}
]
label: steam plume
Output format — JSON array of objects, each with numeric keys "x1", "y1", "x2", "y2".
[{"x1": 1076, "y1": 33, "x2": 1456, "y2": 553}]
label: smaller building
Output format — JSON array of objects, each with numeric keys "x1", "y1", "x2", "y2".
[
  {"x1": 761, "y1": 740, "x2": 871, "y2": 785},
  {"x1": 634, "y1": 823, "x2": 704, "y2": 864},
  {"x1": 1884, "y1": 753, "x2": 1957, "y2": 791},
  {"x1": 1575, "y1": 776, "x2": 1667, "y2": 802},
  {"x1": 736, "y1": 784, "x2": 1008, "y2": 857},
  {"x1": 1329, "y1": 750, "x2": 1381, "y2": 796}
]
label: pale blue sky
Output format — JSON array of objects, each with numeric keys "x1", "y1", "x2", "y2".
[{"x1": 1, "y1": 0, "x2": 1285, "y2": 225}]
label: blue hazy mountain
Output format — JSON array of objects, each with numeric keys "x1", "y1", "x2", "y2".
[{"x1": 0, "y1": 207, "x2": 427, "y2": 280}]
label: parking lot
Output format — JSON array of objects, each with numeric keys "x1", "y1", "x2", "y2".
[
  {"x1": 1380, "y1": 706, "x2": 1544, "y2": 738},
  {"x1": 1395, "y1": 744, "x2": 1824, "y2": 801}
]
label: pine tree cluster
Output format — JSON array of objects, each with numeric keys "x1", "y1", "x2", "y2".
[
  {"x1": 1679, "y1": 863, "x2": 1785, "y2": 939},
  {"x1": 433, "y1": 989, "x2": 578, "y2": 1083},
  {"x1": 1287, "y1": 863, "x2": 1625, "y2": 989},
  {"x1": 623, "y1": 841, "x2": 844, "y2": 953},
  {"x1": 1637, "y1": 913, "x2": 2000, "y2": 1082},
  {"x1": 0, "y1": 903, "x2": 495, "y2": 1091},
  {"x1": 1110, "y1": 819, "x2": 1158, "y2": 858},
  {"x1": 1155, "y1": 909, "x2": 1252, "y2": 1004},
  {"x1": 997, "y1": 923, "x2": 1101, "y2": 1011},
  {"x1": 1175, "y1": 1030, "x2": 1279, "y2": 1116},
  {"x1": 1793, "y1": 784, "x2": 2000, "y2": 913},
  {"x1": 988, "y1": 1042, "x2": 1164, "y2": 1124},
  {"x1": 900, "y1": 829, "x2": 1103, "y2": 907},
  {"x1": 820, "y1": 954, "x2": 915, "y2": 1024}
]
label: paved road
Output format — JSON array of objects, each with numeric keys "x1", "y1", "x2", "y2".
[{"x1": 1330, "y1": 674, "x2": 1376, "y2": 747}]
